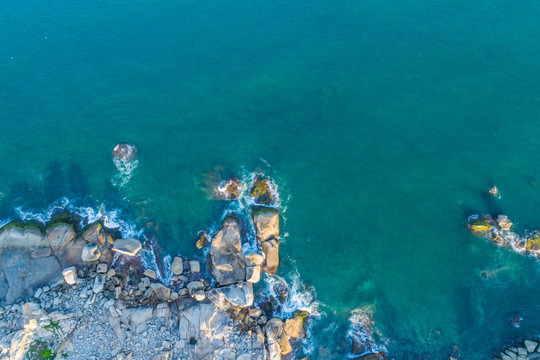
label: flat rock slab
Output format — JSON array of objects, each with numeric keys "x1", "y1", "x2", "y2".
[{"x1": 112, "y1": 238, "x2": 141, "y2": 257}]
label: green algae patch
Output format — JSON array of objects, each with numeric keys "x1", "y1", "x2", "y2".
[
  {"x1": 469, "y1": 219, "x2": 491, "y2": 232},
  {"x1": 0, "y1": 220, "x2": 45, "y2": 234}
]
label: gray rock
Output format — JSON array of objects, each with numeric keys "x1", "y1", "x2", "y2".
[
  {"x1": 129, "y1": 306, "x2": 153, "y2": 330},
  {"x1": 155, "y1": 303, "x2": 170, "y2": 319},
  {"x1": 151, "y1": 283, "x2": 171, "y2": 300},
  {"x1": 171, "y1": 256, "x2": 183, "y2": 275},
  {"x1": 112, "y1": 238, "x2": 142, "y2": 257},
  {"x1": 525, "y1": 340, "x2": 538, "y2": 353},
  {"x1": 82, "y1": 243, "x2": 101, "y2": 262},
  {"x1": 96, "y1": 263, "x2": 108, "y2": 274},
  {"x1": 245, "y1": 253, "x2": 264, "y2": 266},
  {"x1": 189, "y1": 259, "x2": 200, "y2": 273},
  {"x1": 143, "y1": 269, "x2": 157, "y2": 280},
  {"x1": 194, "y1": 290, "x2": 206, "y2": 301},
  {"x1": 93, "y1": 274, "x2": 105, "y2": 293},
  {"x1": 187, "y1": 281, "x2": 205, "y2": 295},
  {"x1": 207, "y1": 282, "x2": 254, "y2": 309},
  {"x1": 209, "y1": 215, "x2": 246, "y2": 285}
]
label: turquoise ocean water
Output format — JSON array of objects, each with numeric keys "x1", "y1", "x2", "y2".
[{"x1": 2, "y1": 0, "x2": 540, "y2": 358}]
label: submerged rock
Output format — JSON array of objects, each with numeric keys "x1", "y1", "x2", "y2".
[
  {"x1": 216, "y1": 176, "x2": 242, "y2": 200},
  {"x1": 209, "y1": 215, "x2": 246, "y2": 285},
  {"x1": 112, "y1": 143, "x2": 137, "y2": 162}
]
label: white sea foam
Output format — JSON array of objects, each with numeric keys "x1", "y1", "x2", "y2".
[
  {"x1": 345, "y1": 308, "x2": 387, "y2": 358},
  {"x1": 112, "y1": 158, "x2": 139, "y2": 187}
]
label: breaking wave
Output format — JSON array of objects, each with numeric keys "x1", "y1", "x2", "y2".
[{"x1": 112, "y1": 158, "x2": 139, "y2": 187}]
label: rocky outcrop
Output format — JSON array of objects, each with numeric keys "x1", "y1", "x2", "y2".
[
  {"x1": 209, "y1": 215, "x2": 246, "y2": 285},
  {"x1": 250, "y1": 177, "x2": 272, "y2": 205},
  {"x1": 112, "y1": 238, "x2": 141, "y2": 257},
  {"x1": 499, "y1": 339, "x2": 540, "y2": 360},
  {"x1": 112, "y1": 143, "x2": 137, "y2": 162},
  {"x1": 216, "y1": 176, "x2": 243, "y2": 200},
  {"x1": 206, "y1": 282, "x2": 254, "y2": 309}
]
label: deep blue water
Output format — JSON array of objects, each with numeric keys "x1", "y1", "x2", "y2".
[{"x1": 2, "y1": 1, "x2": 540, "y2": 358}]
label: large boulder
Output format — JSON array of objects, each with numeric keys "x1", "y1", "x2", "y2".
[
  {"x1": 81, "y1": 243, "x2": 101, "y2": 262},
  {"x1": 250, "y1": 177, "x2": 272, "y2": 205},
  {"x1": 209, "y1": 215, "x2": 246, "y2": 285},
  {"x1": 0, "y1": 226, "x2": 63, "y2": 306},
  {"x1": 252, "y1": 206, "x2": 279, "y2": 242},
  {"x1": 496, "y1": 215, "x2": 513, "y2": 231},
  {"x1": 206, "y1": 282, "x2": 254, "y2": 309},
  {"x1": 265, "y1": 318, "x2": 292, "y2": 355},
  {"x1": 284, "y1": 317, "x2": 306, "y2": 339},
  {"x1": 261, "y1": 239, "x2": 280, "y2": 274},
  {"x1": 112, "y1": 238, "x2": 142, "y2": 257},
  {"x1": 468, "y1": 217, "x2": 491, "y2": 232}
]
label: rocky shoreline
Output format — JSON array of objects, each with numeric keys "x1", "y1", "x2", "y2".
[{"x1": 0, "y1": 175, "x2": 382, "y2": 360}]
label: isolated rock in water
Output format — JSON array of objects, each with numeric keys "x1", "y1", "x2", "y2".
[
  {"x1": 209, "y1": 215, "x2": 246, "y2": 285},
  {"x1": 81, "y1": 243, "x2": 101, "y2": 262},
  {"x1": 112, "y1": 143, "x2": 137, "y2": 162},
  {"x1": 468, "y1": 217, "x2": 491, "y2": 232},
  {"x1": 252, "y1": 206, "x2": 279, "y2": 242},
  {"x1": 250, "y1": 177, "x2": 272, "y2": 204},
  {"x1": 62, "y1": 267, "x2": 77, "y2": 285},
  {"x1": 171, "y1": 256, "x2": 183, "y2": 275},
  {"x1": 207, "y1": 282, "x2": 254, "y2": 309},
  {"x1": 496, "y1": 215, "x2": 513, "y2": 231},
  {"x1": 112, "y1": 238, "x2": 142, "y2": 256},
  {"x1": 261, "y1": 239, "x2": 280, "y2": 274},
  {"x1": 217, "y1": 176, "x2": 242, "y2": 200},
  {"x1": 489, "y1": 185, "x2": 499, "y2": 197}
]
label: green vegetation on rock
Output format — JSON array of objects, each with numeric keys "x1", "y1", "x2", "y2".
[{"x1": 469, "y1": 219, "x2": 491, "y2": 232}]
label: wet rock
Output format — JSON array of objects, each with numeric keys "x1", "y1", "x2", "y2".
[
  {"x1": 489, "y1": 185, "x2": 499, "y2": 197},
  {"x1": 189, "y1": 259, "x2": 200, "y2": 273},
  {"x1": 82, "y1": 243, "x2": 101, "y2": 262},
  {"x1": 497, "y1": 215, "x2": 513, "y2": 231},
  {"x1": 252, "y1": 206, "x2": 279, "y2": 242},
  {"x1": 217, "y1": 176, "x2": 242, "y2": 200},
  {"x1": 171, "y1": 256, "x2": 183, "y2": 275},
  {"x1": 151, "y1": 283, "x2": 171, "y2": 300},
  {"x1": 250, "y1": 177, "x2": 272, "y2": 204},
  {"x1": 209, "y1": 215, "x2": 246, "y2": 285},
  {"x1": 112, "y1": 143, "x2": 137, "y2": 162},
  {"x1": 143, "y1": 269, "x2": 157, "y2": 280},
  {"x1": 112, "y1": 238, "x2": 142, "y2": 257},
  {"x1": 196, "y1": 232, "x2": 209, "y2": 249},
  {"x1": 246, "y1": 265, "x2": 261, "y2": 283},
  {"x1": 261, "y1": 239, "x2": 280, "y2": 274},
  {"x1": 62, "y1": 267, "x2": 78, "y2": 285}
]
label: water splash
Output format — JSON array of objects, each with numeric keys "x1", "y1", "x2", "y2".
[
  {"x1": 112, "y1": 158, "x2": 139, "y2": 187},
  {"x1": 346, "y1": 308, "x2": 387, "y2": 359}
]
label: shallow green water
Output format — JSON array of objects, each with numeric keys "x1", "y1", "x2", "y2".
[{"x1": 2, "y1": 0, "x2": 540, "y2": 358}]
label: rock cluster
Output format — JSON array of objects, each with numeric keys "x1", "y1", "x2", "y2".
[
  {"x1": 0, "y1": 175, "x2": 315, "y2": 359},
  {"x1": 498, "y1": 339, "x2": 540, "y2": 360}
]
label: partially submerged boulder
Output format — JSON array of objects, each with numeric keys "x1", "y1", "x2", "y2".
[
  {"x1": 217, "y1": 177, "x2": 242, "y2": 200},
  {"x1": 252, "y1": 206, "x2": 279, "y2": 242},
  {"x1": 209, "y1": 215, "x2": 246, "y2": 285},
  {"x1": 112, "y1": 238, "x2": 142, "y2": 257},
  {"x1": 265, "y1": 318, "x2": 292, "y2": 355},
  {"x1": 112, "y1": 143, "x2": 137, "y2": 162},
  {"x1": 250, "y1": 177, "x2": 272, "y2": 205},
  {"x1": 196, "y1": 232, "x2": 209, "y2": 249}
]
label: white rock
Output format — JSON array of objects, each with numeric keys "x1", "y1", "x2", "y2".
[
  {"x1": 34, "y1": 288, "x2": 44, "y2": 299},
  {"x1": 245, "y1": 253, "x2": 264, "y2": 266},
  {"x1": 194, "y1": 290, "x2": 205, "y2": 301},
  {"x1": 112, "y1": 238, "x2": 142, "y2": 256},
  {"x1": 246, "y1": 265, "x2": 261, "y2": 283},
  {"x1": 106, "y1": 268, "x2": 116, "y2": 278},
  {"x1": 62, "y1": 267, "x2": 78, "y2": 285},
  {"x1": 155, "y1": 303, "x2": 169, "y2": 319}
]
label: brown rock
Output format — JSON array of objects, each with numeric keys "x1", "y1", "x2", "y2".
[
  {"x1": 284, "y1": 317, "x2": 306, "y2": 339},
  {"x1": 252, "y1": 206, "x2": 279, "y2": 242},
  {"x1": 196, "y1": 232, "x2": 209, "y2": 249}
]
